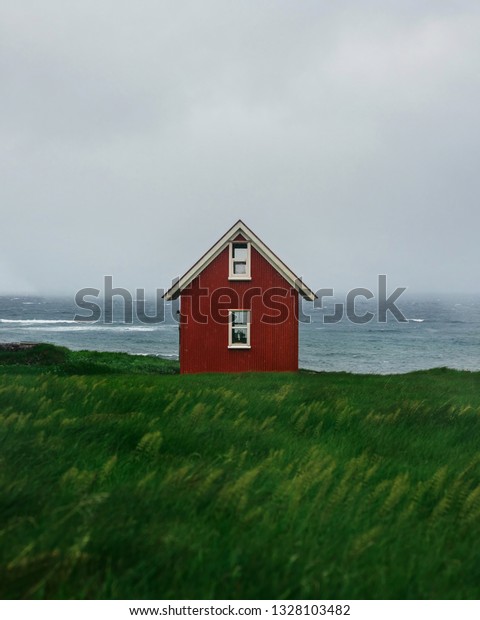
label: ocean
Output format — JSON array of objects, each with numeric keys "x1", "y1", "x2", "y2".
[{"x1": 0, "y1": 293, "x2": 479, "y2": 374}]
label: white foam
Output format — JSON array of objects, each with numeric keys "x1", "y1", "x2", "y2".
[
  {"x1": 409, "y1": 318, "x2": 425, "y2": 323},
  {"x1": 0, "y1": 319, "x2": 78, "y2": 325},
  {"x1": 123, "y1": 327, "x2": 158, "y2": 332}
]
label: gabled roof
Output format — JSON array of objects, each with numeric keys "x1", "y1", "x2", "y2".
[{"x1": 163, "y1": 220, "x2": 316, "y2": 301}]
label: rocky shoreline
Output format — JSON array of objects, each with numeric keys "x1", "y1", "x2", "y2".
[{"x1": 0, "y1": 342, "x2": 39, "y2": 351}]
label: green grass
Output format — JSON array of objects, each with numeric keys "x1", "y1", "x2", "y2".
[
  {"x1": 0, "y1": 343, "x2": 178, "y2": 376},
  {"x1": 1, "y1": 344, "x2": 480, "y2": 599}
]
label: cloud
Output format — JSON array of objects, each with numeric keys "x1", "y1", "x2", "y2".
[{"x1": 0, "y1": 1, "x2": 479, "y2": 295}]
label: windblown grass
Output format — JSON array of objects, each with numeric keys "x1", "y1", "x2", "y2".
[
  {"x1": 0, "y1": 343, "x2": 178, "y2": 375},
  {"x1": 0, "y1": 346, "x2": 479, "y2": 599}
]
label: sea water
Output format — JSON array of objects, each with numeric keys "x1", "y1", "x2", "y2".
[{"x1": 0, "y1": 294, "x2": 479, "y2": 374}]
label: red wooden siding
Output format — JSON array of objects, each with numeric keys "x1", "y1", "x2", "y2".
[{"x1": 179, "y1": 246, "x2": 299, "y2": 374}]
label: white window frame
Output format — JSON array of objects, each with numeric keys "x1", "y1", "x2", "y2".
[
  {"x1": 228, "y1": 309, "x2": 251, "y2": 349},
  {"x1": 228, "y1": 241, "x2": 251, "y2": 280}
]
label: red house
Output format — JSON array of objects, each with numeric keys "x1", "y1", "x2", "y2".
[{"x1": 164, "y1": 220, "x2": 316, "y2": 374}]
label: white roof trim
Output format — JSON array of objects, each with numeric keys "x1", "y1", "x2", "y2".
[{"x1": 163, "y1": 220, "x2": 316, "y2": 301}]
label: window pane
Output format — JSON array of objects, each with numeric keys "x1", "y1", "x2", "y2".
[
  {"x1": 233, "y1": 261, "x2": 247, "y2": 275},
  {"x1": 232, "y1": 327, "x2": 248, "y2": 344},
  {"x1": 232, "y1": 310, "x2": 249, "y2": 326},
  {"x1": 233, "y1": 244, "x2": 248, "y2": 260}
]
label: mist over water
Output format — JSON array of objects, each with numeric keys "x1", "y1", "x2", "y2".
[{"x1": 0, "y1": 294, "x2": 479, "y2": 374}]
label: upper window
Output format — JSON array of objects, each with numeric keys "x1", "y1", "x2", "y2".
[{"x1": 229, "y1": 242, "x2": 251, "y2": 279}]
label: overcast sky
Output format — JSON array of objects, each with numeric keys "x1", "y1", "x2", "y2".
[{"x1": 1, "y1": 1, "x2": 479, "y2": 296}]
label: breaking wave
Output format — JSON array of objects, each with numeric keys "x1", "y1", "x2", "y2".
[{"x1": 0, "y1": 319, "x2": 78, "y2": 325}]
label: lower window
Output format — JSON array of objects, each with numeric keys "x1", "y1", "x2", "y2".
[{"x1": 229, "y1": 310, "x2": 251, "y2": 348}]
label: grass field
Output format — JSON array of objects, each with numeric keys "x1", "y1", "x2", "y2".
[{"x1": 1, "y1": 344, "x2": 480, "y2": 599}]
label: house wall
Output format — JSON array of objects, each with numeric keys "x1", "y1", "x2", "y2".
[{"x1": 179, "y1": 245, "x2": 299, "y2": 373}]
